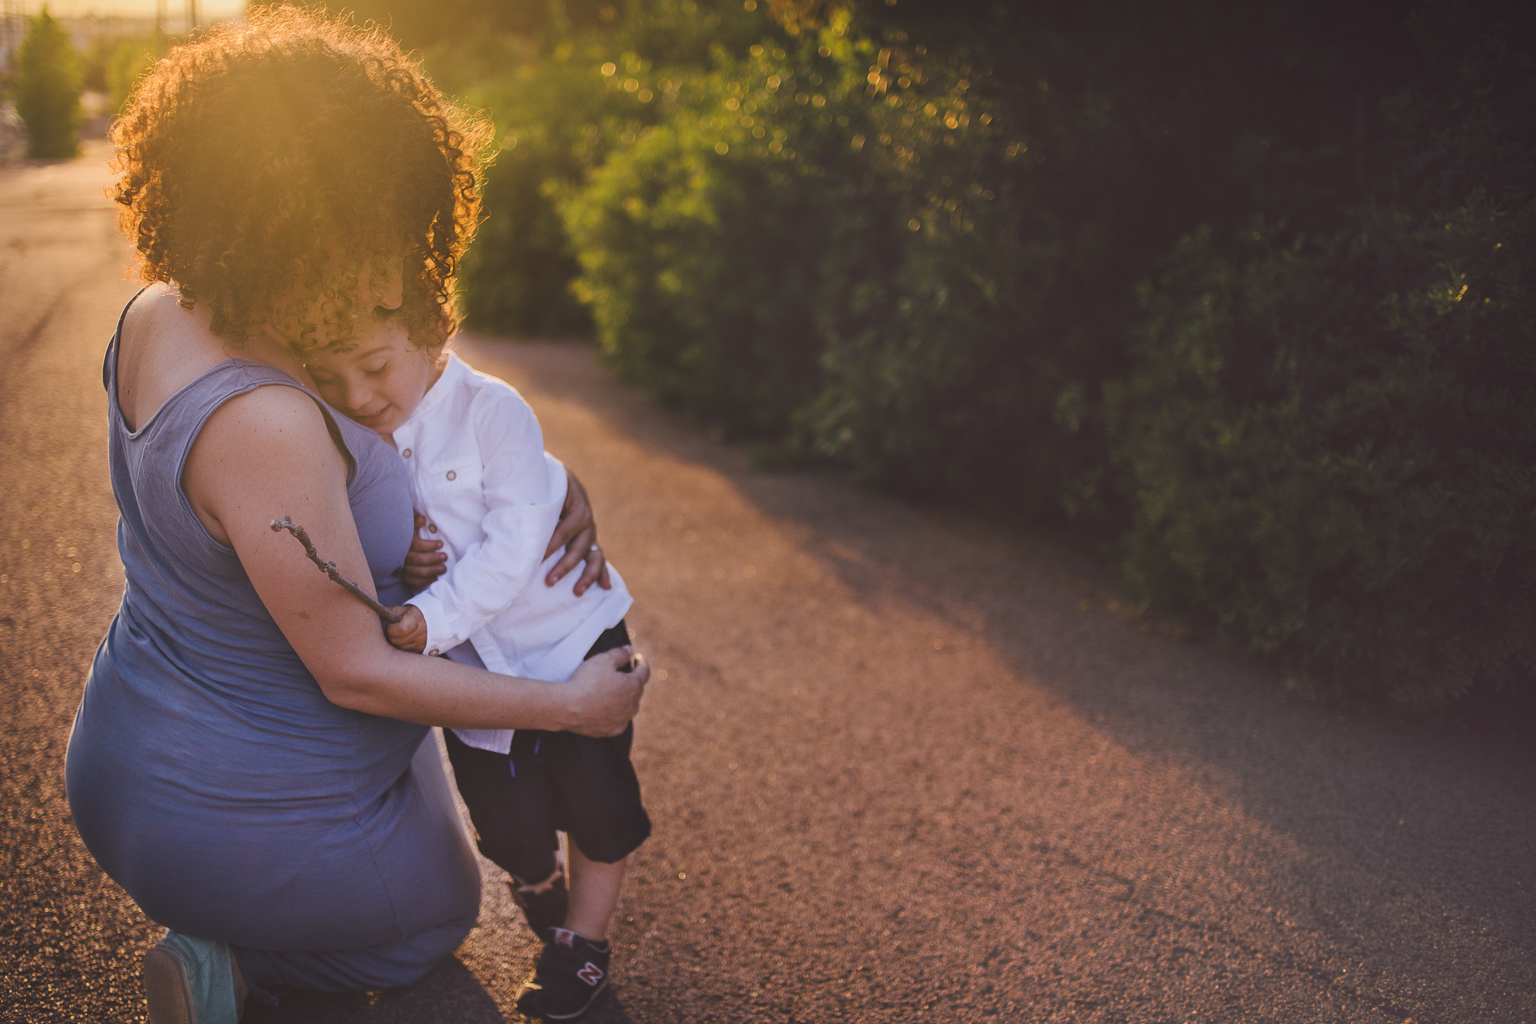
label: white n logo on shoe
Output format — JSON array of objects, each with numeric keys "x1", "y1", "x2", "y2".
[{"x1": 577, "y1": 962, "x2": 605, "y2": 986}]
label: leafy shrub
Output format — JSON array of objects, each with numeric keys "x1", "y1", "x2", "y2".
[
  {"x1": 1110, "y1": 17, "x2": 1536, "y2": 708},
  {"x1": 453, "y1": 1, "x2": 764, "y2": 338},
  {"x1": 769, "y1": 0, "x2": 1429, "y2": 523},
  {"x1": 559, "y1": 0, "x2": 1535, "y2": 709},
  {"x1": 107, "y1": 37, "x2": 157, "y2": 115},
  {"x1": 794, "y1": 16, "x2": 1141, "y2": 519},
  {"x1": 424, "y1": 0, "x2": 1536, "y2": 709},
  {"x1": 559, "y1": 38, "x2": 887, "y2": 436},
  {"x1": 14, "y1": 8, "x2": 82, "y2": 159},
  {"x1": 459, "y1": 55, "x2": 631, "y2": 337}
]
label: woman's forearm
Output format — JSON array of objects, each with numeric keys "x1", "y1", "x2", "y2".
[
  {"x1": 325, "y1": 646, "x2": 573, "y2": 729},
  {"x1": 322, "y1": 643, "x2": 644, "y2": 737}
]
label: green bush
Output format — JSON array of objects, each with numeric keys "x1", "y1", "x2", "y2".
[
  {"x1": 107, "y1": 37, "x2": 157, "y2": 115},
  {"x1": 571, "y1": 6, "x2": 1191, "y2": 521},
  {"x1": 1113, "y1": 202, "x2": 1534, "y2": 709},
  {"x1": 793, "y1": 17, "x2": 1135, "y2": 519},
  {"x1": 459, "y1": 54, "x2": 633, "y2": 337},
  {"x1": 14, "y1": 8, "x2": 83, "y2": 159},
  {"x1": 560, "y1": 38, "x2": 886, "y2": 437},
  {"x1": 1109, "y1": 17, "x2": 1536, "y2": 708},
  {"x1": 427, "y1": 0, "x2": 1536, "y2": 710},
  {"x1": 451, "y1": 1, "x2": 767, "y2": 337}
]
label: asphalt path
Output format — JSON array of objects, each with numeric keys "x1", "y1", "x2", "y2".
[{"x1": 2, "y1": 143, "x2": 1533, "y2": 1024}]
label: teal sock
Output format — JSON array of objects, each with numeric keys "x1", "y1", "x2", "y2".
[{"x1": 157, "y1": 930, "x2": 239, "y2": 1024}]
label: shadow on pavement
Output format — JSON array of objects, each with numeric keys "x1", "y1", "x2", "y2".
[
  {"x1": 243, "y1": 957, "x2": 504, "y2": 1024},
  {"x1": 722, "y1": 389, "x2": 1536, "y2": 969},
  {"x1": 242, "y1": 951, "x2": 640, "y2": 1024}
]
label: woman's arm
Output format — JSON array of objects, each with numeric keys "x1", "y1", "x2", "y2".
[{"x1": 182, "y1": 385, "x2": 646, "y2": 735}]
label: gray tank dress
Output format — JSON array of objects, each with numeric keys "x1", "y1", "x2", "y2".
[{"x1": 65, "y1": 299, "x2": 481, "y2": 1000}]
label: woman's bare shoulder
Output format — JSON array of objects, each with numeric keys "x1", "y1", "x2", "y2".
[
  {"x1": 120, "y1": 282, "x2": 202, "y2": 347},
  {"x1": 199, "y1": 383, "x2": 332, "y2": 451},
  {"x1": 184, "y1": 384, "x2": 345, "y2": 544},
  {"x1": 117, "y1": 284, "x2": 229, "y2": 430}
]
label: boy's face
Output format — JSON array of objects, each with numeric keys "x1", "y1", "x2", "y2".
[{"x1": 305, "y1": 318, "x2": 442, "y2": 438}]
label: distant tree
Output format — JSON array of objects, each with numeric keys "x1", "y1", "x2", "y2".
[
  {"x1": 107, "y1": 37, "x2": 157, "y2": 114},
  {"x1": 346, "y1": 0, "x2": 616, "y2": 52},
  {"x1": 81, "y1": 32, "x2": 114, "y2": 93},
  {"x1": 14, "y1": 8, "x2": 83, "y2": 159}
]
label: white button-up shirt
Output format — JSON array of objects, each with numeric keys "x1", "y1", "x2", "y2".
[{"x1": 393, "y1": 353, "x2": 632, "y2": 754}]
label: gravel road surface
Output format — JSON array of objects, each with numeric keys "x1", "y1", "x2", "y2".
[{"x1": 2, "y1": 143, "x2": 1532, "y2": 1024}]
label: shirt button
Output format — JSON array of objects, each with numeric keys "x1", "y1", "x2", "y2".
[
  {"x1": 446, "y1": 470, "x2": 457, "y2": 481},
  {"x1": 402, "y1": 448, "x2": 412, "y2": 458},
  {"x1": 428, "y1": 523, "x2": 438, "y2": 533},
  {"x1": 428, "y1": 648, "x2": 439, "y2": 656}
]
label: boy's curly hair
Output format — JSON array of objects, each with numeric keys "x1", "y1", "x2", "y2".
[{"x1": 110, "y1": 6, "x2": 493, "y2": 351}]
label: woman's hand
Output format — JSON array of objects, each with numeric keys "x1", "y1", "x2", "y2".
[
  {"x1": 559, "y1": 647, "x2": 649, "y2": 737},
  {"x1": 544, "y1": 469, "x2": 612, "y2": 596},
  {"x1": 400, "y1": 514, "x2": 447, "y2": 591}
]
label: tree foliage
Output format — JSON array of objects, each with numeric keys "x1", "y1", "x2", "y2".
[
  {"x1": 14, "y1": 8, "x2": 83, "y2": 159},
  {"x1": 107, "y1": 37, "x2": 157, "y2": 115},
  {"x1": 1108, "y1": 21, "x2": 1536, "y2": 708},
  {"x1": 361, "y1": 0, "x2": 1535, "y2": 710}
]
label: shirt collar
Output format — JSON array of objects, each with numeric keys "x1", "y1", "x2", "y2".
[{"x1": 399, "y1": 350, "x2": 465, "y2": 436}]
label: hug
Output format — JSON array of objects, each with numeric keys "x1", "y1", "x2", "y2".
[{"x1": 65, "y1": 8, "x2": 651, "y2": 1021}]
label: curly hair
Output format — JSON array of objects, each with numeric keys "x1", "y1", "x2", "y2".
[{"x1": 109, "y1": 6, "x2": 493, "y2": 351}]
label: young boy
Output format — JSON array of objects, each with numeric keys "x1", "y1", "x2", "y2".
[{"x1": 307, "y1": 323, "x2": 649, "y2": 1022}]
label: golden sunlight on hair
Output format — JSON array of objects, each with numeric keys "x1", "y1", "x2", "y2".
[{"x1": 108, "y1": 5, "x2": 494, "y2": 352}]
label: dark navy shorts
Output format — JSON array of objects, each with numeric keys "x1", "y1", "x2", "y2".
[{"x1": 443, "y1": 620, "x2": 651, "y2": 881}]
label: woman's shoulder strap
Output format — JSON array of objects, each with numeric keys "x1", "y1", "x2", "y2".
[{"x1": 103, "y1": 286, "x2": 154, "y2": 393}]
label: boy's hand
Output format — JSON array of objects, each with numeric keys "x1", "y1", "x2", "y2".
[
  {"x1": 385, "y1": 604, "x2": 428, "y2": 653},
  {"x1": 401, "y1": 513, "x2": 447, "y2": 591}
]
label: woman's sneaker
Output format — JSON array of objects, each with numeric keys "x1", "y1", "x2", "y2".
[
  {"x1": 142, "y1": 930, "x2": 243, "y2": 1024},
  {"x1": 508, "y1": 874, "x2": 569, "y2": 940},
  {"x1": 514, "y1": 928, "x2": 611, "y2": 1020}
]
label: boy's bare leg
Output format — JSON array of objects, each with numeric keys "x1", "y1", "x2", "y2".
[{"x1": 564, "y1": 841, "x2": 628, "y2": 941}]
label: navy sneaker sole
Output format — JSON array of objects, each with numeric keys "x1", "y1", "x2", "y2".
[{"x1": 516, "y1": 974, "x2": 608, "y2": 1021}]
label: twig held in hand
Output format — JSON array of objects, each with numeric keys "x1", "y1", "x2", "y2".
[{"x1": 269, "y1": 515, "x2": 403, "y2": 624}]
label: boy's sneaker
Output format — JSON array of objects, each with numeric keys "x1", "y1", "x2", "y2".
[
  {"x1": 515, "y1": 928, "x2": 611, "y2": 1020},
  {"x1": 508, "y1": 875, "x2": 569, "y2": 940}
]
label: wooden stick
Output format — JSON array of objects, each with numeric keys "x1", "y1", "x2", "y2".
[{"x1": 269, "y1": 515, "x2": 403, "y2": 624}]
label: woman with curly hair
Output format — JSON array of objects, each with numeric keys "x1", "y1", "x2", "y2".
[{"x1": 63, "y1": 9, "x2": 648, "y2": 1022}]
